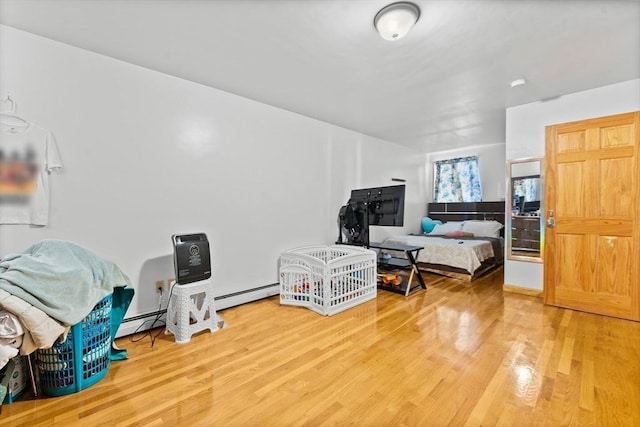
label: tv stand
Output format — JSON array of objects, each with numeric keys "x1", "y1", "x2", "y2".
[{"x1": 368, "y1": 241, "x2": 426, "y2": 296}]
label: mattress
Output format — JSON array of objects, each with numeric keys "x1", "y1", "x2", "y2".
[{"x1": 383, "y1": 235, "x2": 497, "y2": 274}]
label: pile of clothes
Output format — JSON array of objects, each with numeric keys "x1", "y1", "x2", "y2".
[
  {"x1": 0, "y1": 301, "x2": 66, "y2": 371},
  {"x1": 0, "y1": 240, "x2": 134, "y2": 372},
  {"x1": 0, "y1": 308, "x2": 30, "y2": 367}
]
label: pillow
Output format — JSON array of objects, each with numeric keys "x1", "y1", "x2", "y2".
[
  {"x1": 428, "y1": 221, "x2": 464, "y2": 235},
  {"x1": 461, "y1": 220, "x2": 504, "y2": 238},
  {"x1": 421, "y1": 217, "x2": 442, "y2": 234},
  {"x1": 445, "y1": 230, "x2": 474, "y2": 238}
]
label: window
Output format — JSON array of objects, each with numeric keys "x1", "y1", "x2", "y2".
[
  {"x1": 433, "y1": 156, "x2": 483, "y2": 202},
  {"x1": 512, "y1": 177, "x2": 538, "y2": 202}
]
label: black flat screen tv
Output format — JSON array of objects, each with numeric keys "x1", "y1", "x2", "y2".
[
  {"x1": 339, "y1": 184, "x2": 405, "y2": 246},
  {"x1": 350, "y1": 184, "x2": 405, "y2": 227}
]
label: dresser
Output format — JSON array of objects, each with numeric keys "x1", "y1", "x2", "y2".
[{"x1": 511, "y1": 216, "x2": 540, "y2": 253}]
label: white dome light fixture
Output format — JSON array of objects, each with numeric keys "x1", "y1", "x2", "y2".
[{"x1": 374, "y1": 2, "x2": 421, "y2": 41}]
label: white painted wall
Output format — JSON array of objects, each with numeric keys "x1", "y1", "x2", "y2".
[
  {"x1": 0, "y1": 25, "x2": 427, "y2": 334},
  {"x1": 360, "y1": 138, "x2": 429, "y2": 242},
  {"x1": 325, "y1": 126, "x2": 429, "y2": 245},
  {"x1": 426, "y1": 143, "x2": 507, "y2": 202},
  {"x1": 505, "y1": 78, "x2": 640, "y2": 290}
]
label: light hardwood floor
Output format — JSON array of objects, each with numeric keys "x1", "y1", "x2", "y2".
[{"x1": 2, "y1": 268, "x2": 639, "y2": 426}]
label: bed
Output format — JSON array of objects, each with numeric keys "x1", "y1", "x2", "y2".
[{"x1": 384, "y1": 202, "x2": 505, "y2": 281}]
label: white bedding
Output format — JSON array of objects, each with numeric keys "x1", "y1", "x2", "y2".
[{"x1": 384, "y1": 235, "x2": 496, "y2": 274}]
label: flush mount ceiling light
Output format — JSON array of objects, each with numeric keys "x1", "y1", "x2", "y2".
[{"x1": 374, "y1": 2, "x2": 421, "y2": 41}]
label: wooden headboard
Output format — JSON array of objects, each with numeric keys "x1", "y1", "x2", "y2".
[{"x1": 427, "y1": 201, "x2": 505, "y2": 225}]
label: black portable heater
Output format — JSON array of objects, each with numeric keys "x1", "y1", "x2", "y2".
[{"x1": 172, "y1": 233, "x2": 211, "y2": 284}]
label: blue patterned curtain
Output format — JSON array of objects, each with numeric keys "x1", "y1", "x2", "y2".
[
  {"x1": 513, "y1": 177, "x2": 537, "y2": 202},
  {"x1": 433, "y1": 156, "x2": 483, "y2": 202}
]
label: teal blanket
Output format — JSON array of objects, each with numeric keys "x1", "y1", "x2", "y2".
[{"x1": 0, "y1": 240, "x2": 132, "y2": 326}]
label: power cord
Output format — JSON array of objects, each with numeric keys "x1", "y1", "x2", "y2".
[{"x1": 130, "y1": 285, "x2": 172, "y2": 347}]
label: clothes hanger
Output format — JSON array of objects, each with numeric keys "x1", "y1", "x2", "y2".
[
  {"x1": 0, "y1": 113, "x2": 30, "y2": 131},
  {"x1": 0, "y1": 95, "x2": 31, "y2": 131},
  {"x1": 0, "y1": 94, "x2": 17, "y2": 114}
]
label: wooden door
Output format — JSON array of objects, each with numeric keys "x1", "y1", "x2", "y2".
[{"x1": 544, "y1": 111, "x2": 640, "y2": 321}]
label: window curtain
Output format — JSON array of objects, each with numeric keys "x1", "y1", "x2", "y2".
[
  {"x1": 514, "y1": 178, "x2": 537, "y2": 202},
  {"x1": 433, "y1": 156, "x2": 483, "y2": 202}
]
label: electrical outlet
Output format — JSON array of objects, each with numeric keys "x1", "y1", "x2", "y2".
[{"x1": 155, "y1": 280, "x2": 165, "y2": 293}]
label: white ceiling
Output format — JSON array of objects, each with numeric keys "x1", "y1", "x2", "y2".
[{"x1": 1, "y1": 0, "x2": 639, "y2": 153}]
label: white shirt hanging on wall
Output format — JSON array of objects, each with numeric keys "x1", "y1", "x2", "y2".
[{"x1": 0, "y1": 118, "x2": 62, "y2": 226}]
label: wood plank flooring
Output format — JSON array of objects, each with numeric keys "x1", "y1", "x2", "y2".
[{"x1": 2, "y1": 267, "x2": 639, "y2": 426}]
